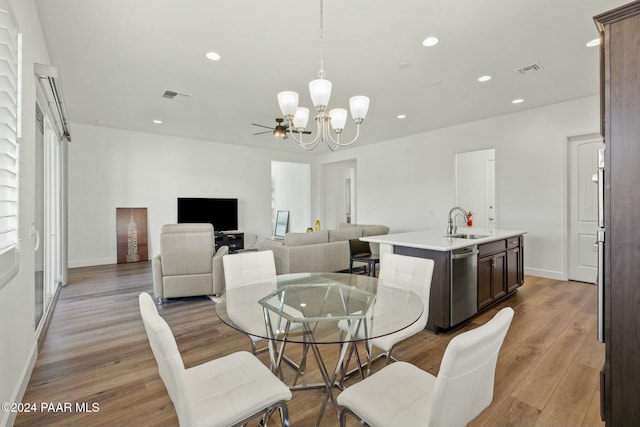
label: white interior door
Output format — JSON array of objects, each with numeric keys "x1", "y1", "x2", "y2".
[
  {"x1": 455, "y1": 149, "x2": 496, "y2": 230},
  {"x1": 568, "y1": 134, "x2": 602, "y2": 283}
]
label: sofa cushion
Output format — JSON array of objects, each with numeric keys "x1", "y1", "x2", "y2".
[
  {"x1": 284, "y1": 230, "x2": 329, "y2": 246},
  {"x1": 362, "y1": 225, "x2": 390, "y2": 237},
  {"x1": 338, "y1": 223, "x2": 358, "y2": 229},
  {"x1": 328, "y1": 227, "x2": 363, "y2": 242}
]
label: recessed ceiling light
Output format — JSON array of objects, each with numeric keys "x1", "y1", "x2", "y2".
[
  {"x1": 586, "y1": 38, "x2": 600, "y2": 47},
  {"x1": 152, "y1": 119, "x2": 163, "y2": 124},
  {"x1": 422, "y1": 36, "x2": 439, "y2": 47},
  {"x1": 205, "y1": 51, "x2": 221, "y2": 61},
  {"x1": 397, "y1": 114, "x2": 407, "y2": 119},
  {"x1": 512, "y1": 99, "x2": 524, "y2": 104},
  {"x1": 478, "y1": 75, "x2": 492, "y2": 82}
]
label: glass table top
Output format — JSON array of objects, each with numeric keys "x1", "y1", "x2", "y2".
[{"x1": 216, "y1": 272, "x2": 424, "y2": 344}]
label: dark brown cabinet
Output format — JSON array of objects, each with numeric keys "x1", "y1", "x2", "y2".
[
  {"x1": 594, "y1": 3, "x2": 640, "y2": 425},
  {"x1": 395, "y1": 234, "x2": 524, "y2": 332},
  {"x1": 478, "y1": 252, "x2": 505, "y2": 309},
  {"x1": 478, "y1": 237, "x2": 523, "y2": 311},
  {"x1": 506, "y1": 246, "x2": 522, "y2": 294}
]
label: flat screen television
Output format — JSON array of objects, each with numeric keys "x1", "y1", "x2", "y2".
[{"x1": 177, "y1": 198, "x2": 238, "y2": 232}]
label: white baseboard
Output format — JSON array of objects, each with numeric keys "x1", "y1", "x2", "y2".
[
  {"x1": 524, "y1": 267, "x2": 566, "y2": 281},
  {"x1": 68, "y1": 258, "x2": 114, "y2": 268},
  {"x1": 1, "y1": 341, "x2": 37, "y2": 427}
]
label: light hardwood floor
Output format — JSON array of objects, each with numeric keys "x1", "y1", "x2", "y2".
[{"x1": 15, "y1": 262, "x2": 604, "y2": 427}]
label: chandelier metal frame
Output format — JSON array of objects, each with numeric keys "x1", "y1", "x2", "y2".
[{"x1": 277, "y1": 0, "x2": 370, "y2": 151}]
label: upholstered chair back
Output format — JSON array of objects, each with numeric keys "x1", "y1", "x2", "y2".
[
  {"x1": 159, "y1": 223, "x2": 215, "y2": 276},
  {"x1": 138, "y1": 293, "x2": 193, "y2": 427},
  {"x1": 427, "y1": 307, "x2": 514, "y2": 427},
  {"x1": 223, "y1": 250, "x2": 277, "y2": 289},
  {"x1": 378, "y1": 253, "x2": 435, "y2": 326}
]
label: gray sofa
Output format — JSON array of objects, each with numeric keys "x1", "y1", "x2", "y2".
[{"x1": 258, "y1": 223, "x2": 389, "y2": 274}]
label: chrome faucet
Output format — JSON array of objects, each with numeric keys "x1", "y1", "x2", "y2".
[{"x1": 447, "y1": 206, "x2": 468, "y2": 235}]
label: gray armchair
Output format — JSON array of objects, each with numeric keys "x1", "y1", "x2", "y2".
[{"x1": 152, "y1": 223, "x2": 228, "y2": 301}]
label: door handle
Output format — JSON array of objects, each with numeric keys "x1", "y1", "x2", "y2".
[{"x1": 31, "y1": 223, "x2": 41, "y2": 252}]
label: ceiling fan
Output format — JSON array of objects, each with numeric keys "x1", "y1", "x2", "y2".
[{"x1": 251, "y1": 118, "x2": 311, "y2": 139}]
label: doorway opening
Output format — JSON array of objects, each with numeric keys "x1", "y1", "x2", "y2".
[
  {"x1": 271, "y1": 161, "x2": 311, "y2": 234},
  {"x1": 321, "y1": 160, "x2": 356, "y2": 230}
]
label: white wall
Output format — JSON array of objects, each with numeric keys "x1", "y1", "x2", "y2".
[
  {"x1": 0, "y1": 1, "x2": 52, "y2": 426},
  {"x1": 67, "y1": 124, "x2": 313, "y2": 266},
  {"x1": 319, "y1": 96, "x2": 600, "y2": 280},
  {"x1": 69, "y1": 96, "x2": 599, "y2": 279}
]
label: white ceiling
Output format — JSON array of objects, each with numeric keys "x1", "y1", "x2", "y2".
[{"x1": 34, "y1": 0, "x2": 627, "y2": 153}]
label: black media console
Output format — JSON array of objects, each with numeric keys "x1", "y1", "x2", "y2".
[{"x1": 215, "y1": 232, "x2": 244, "y2": 252}]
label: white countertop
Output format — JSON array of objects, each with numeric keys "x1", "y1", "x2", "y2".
[{"x1": 362, "y1": 228, "x2": 526, "y2": 252}]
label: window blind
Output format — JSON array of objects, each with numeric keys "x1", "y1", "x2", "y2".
[{"x1": 0, "y1": 0, "x2": 20, "y2": 287}]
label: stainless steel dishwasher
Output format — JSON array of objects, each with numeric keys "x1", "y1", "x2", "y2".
[{"x1": 450, "y1": 245, "x2": 479, "y2": 326}]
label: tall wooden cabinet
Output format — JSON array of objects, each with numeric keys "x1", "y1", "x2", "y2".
[{"x1": 594, "y1": 3, "x2": 640, "y2": 425}]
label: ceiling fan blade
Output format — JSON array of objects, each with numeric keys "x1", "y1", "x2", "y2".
[
  {"x1": 251, "y1": 123, "x2": 274, "y2": 130},
  {"x1": 253, "y1": 130, "x2": 272, "y2": 135}
]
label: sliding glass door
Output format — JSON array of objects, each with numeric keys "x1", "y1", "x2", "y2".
[
  {"x1": 34, "y1": 103, "x2": 63, "y2": 335},
  {"x1": 34, "y1": 106, "x2": 44, "y2": 328}
]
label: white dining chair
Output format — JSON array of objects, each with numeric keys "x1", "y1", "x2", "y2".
[
  {"x1": 223, "y1": 250, "x2": 280, "y2": 353},
  {"x1": 337, "y1": 307, "x2": 514, "y2": 427},
  {"x1": 223, "y1": 250, "x2": 303, "y2": 372},
  {"x1": 138, "y1": 292, "x2": 292, "y2": 427},
  {"x1": 370, "y1": 253, "x2": 435, "y2": 364}
]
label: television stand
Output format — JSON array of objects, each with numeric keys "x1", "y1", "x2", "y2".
[{"x1": 215, "y1": 231, "x2": 244, "y2": 252}]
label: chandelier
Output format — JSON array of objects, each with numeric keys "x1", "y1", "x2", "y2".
[{"x1": 277, "y1": 0, "x2": 370, "y2": 151}]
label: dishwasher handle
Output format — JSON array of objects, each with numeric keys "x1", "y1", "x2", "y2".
[{"x1": 452, "y1": 247, "x2": 479, "y2": 259}]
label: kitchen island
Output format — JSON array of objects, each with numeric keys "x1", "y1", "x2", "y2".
[{"x1": 363, "y1": 229, "x2": 526, "y2": 332}]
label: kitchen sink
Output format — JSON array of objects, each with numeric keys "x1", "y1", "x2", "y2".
[{"x1": 445, "y1": 234, "x2": 488, "y2": 239}]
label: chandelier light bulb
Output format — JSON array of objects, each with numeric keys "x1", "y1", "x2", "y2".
[
  {"x1": 309, "y1": 79, "x2": 332, "y2": 111},
  {"x1": 293, "y1": 107, "x2": 310, "y2": 130},
  {"x1": 329, "y1": 108, "x2": 348, "y2": 132},
  {"x1": 349, "y1": 96, "x2": 370, "y2": 122},
  {"x1": 277, "y1": 91, "x2": 299, "y2": 119}
]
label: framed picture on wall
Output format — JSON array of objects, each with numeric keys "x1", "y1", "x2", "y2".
[
  {"x1": 116, "y1": 207, "x2": 149, "y2": 263},
  {"x1": 274, "y1": 210, "x2": 289, "y2": 238}
]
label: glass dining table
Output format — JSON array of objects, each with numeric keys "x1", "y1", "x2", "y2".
[{"x1": 215, "y1": 272, "x2": 423, "y2": 426}]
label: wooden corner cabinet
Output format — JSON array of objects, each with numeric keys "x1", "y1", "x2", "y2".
[
  {"x1": 594, "y1": 2, "x2": 640, "y2": 425},
  {"x1": 215, "y1": 232, "x2": 244, "y2": 252}
]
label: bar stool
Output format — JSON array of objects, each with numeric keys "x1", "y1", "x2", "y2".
[{"x1": 349, "y1": 238, "x2": 380, "y2": 277}]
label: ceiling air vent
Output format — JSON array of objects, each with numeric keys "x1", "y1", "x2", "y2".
[
  {"x1": 162, "y1": 90, "x2": 191, "y2": 101},
  {"x1": 515, "y1": 62, "x2": 543, "y2": 75}
]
